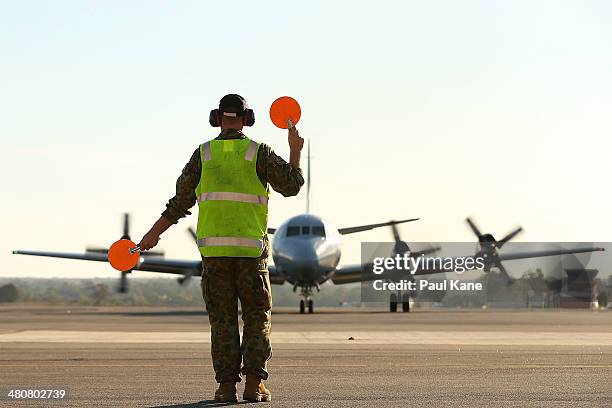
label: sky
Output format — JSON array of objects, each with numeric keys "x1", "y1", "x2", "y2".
[{"x1": 1, "y1": 0, "x2": 611, "y2": 278}]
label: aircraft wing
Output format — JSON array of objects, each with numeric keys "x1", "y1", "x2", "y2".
[
  {"x1": 133, "y1": 257, "x2": 202, "y2": 274},
  {"x1": 337, "y1": 218, "x2": 419, "y2": 235},
  {"x1": 498, "y1": 246, "x2": 604, "y2": 262},
  {"x1": 331, "y1": 262, "x2": 446, "y2": 285},
  {"x1": 13, "y1": 249, "x2": 202, "y2": 275},
  {"x1": 13, "y1": 250, "x2": 110, "y2": 263},
  {"x1": 330, "y1": 246, "x2": 605, "y2": 285},
  {"x1": 331, "y1": 264, "x2": 378, "y2": 284},
  {"x1": 13, "y1": 249, "x2": 285, "y2": 282},
  {"x1": 138, "y1": 259, "x2": 282, "y2": 281}
]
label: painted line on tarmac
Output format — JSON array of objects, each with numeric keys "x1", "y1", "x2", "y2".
[
  {"x1": 0, "y1": 363, "x2": 370, "y2": 368},
  {"x1": 0, "y1": 363, "x2": 610, "y2": 369},
  {"x1": 1, "y1": 331, "x2": 612, "y2": 346}
]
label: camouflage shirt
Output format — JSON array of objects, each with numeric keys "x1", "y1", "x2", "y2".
[{"x1": 162, "y1": 129, "x2": 304, "y2": 261}]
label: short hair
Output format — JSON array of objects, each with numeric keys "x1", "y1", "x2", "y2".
[{"x1": 221, "y1": 115, "x2": 243, "y2": 126}]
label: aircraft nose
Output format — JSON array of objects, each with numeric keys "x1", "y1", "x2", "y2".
[{"x1": 283, "y1": 240, "x2": 319, "y2": 267}]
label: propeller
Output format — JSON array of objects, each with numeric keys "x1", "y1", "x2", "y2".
[
  {"x1": 177, "y1": 271, "x2": 194, "y2": 285},
  {"x1": 118, "y1": 271, "x2": 129, "y2": 293},
  {"x1": 391, "y1": 224, "x2": 410, "y2": 255},
  {"x1": 391, "y1": 223, "x2": 440, "y2": 257},
  {"x1": 495, "y1": 260, "x2": 513, "y2": 284},
  {"x1": 466, "y1": 217, "x2": 523, "y2": 284},
  {"x1": 118, "y1": 213, "x2": 133, "y2": 293},
  {"x1": 85, "y1": 247, "x2": 110, "y2": 254},
  {"x1": 87, "y1": 213, "x2": 164, "y2": 258},
  {"x1": 496, "y1": 227, "x2": 523, "y2": 249},
  {"x1": 466, "y1": 217, "x2": 483, "y2": 238},
  {"x1": 121, "y1": 213, "x2": 130, "y2": 240},
  {"x1": 465, "y1": 217, "x2": 523, "y2": 248}
]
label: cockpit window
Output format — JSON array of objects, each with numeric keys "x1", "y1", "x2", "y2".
[
  {"x1": 287, "y1": 226, "x2": 300, "y2": 236},
  {"x1": 286, "y1": 224, "x2": 325, "y2": 237},
  {"x1": 312, "y1": 226, "x2": 325, "y2": 237}
]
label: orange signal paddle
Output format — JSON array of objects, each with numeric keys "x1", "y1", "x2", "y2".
[
  {"x1": 269, "y1": 96, "x2": 301, "y2": 129},
  {"x1": 108, "y1": 239, "x2": 140, "y2": 271}
]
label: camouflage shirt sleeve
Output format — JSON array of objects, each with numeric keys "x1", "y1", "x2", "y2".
[
  {"x1": 256, "y1": 143, "x2": 304, "y2": 197},
  {"x1": 161, "y1": 147, "x2": 201, "y2": 224}
]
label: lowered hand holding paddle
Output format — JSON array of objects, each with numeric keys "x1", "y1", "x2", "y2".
[{"x1": 108, "y1": 239, "x2": 141, "y2": 271}]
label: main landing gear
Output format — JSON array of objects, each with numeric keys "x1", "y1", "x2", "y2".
[{"x1": 389, "y1": 293, "x2": 411, "y2": 313}]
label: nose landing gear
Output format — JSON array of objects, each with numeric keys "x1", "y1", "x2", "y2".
[
  {"x1": 299, "y1": 299, "x2": 314, "y2": 314},
  {"x1": 297, "y1": 285, "x2": 317, "y2": 314}
]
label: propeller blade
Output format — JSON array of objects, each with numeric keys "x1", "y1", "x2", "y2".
[
  {"x1": 187, "y1": 227, "x2": 197, "y2": 243},
  {"x1": 466, "y1": 217, "x2": 482, "y2": 238},
  {"x1": 121, "y1": 213, "x2": 130, "y2": 240},
  {"x1": 391, "y1": 224, "x2": 401, "y2": 242},
  {"x1": 118, "y1": 271, "x2": 129, "y2": 293},
  {"x1": 394, "y1": 240, "x2": 410, "y2": 255},
  {"x1": 496, "y1": 261, "x2": 513, "y2": 285},
  {"x1": 86, "y1": 247, "x2": 109, "y2": 254},
  {"x1": 178, "y1": 271, "x2": 194, "y2": 285},
  {"x1": 390, "y1": 223, "x2": 411, "y2": 255},
  {"x1": 496, "y1": 227, "x2": 523, "y2": 248}
]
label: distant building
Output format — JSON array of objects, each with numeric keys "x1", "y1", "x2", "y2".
[{"x1": 560, "y1": 269, "x2": 598, "y2": 308}]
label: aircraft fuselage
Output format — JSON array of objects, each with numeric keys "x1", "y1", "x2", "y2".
[{"x1": 271, "y1": 214, "x2": 341, "y2": 288}]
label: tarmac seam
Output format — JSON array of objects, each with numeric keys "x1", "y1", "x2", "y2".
[{"x1": 1, "y1": 330, "x2": 612, "y2": 346}]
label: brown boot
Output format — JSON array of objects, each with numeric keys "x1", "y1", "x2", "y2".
[
  {"x1": 243, "y1": 374, "x2": 271, "y2": 402},
  {"x1": 214, "y1": 382, "x2": 237, "y2": 402}
]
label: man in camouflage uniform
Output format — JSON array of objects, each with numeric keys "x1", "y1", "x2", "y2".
[{"x1": 138, "y1": 94, "x2": 304, "y2": 402}]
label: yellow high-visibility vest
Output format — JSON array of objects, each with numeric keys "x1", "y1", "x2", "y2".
[{"x1": 194, "y1": 138, "x2": 269, "y2": 257}]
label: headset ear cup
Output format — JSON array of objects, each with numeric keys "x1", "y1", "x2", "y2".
[
  {"x1": 245, "y1": 109, "x2": 255, "y2": 126},
  {"x1": 209, "y1": 109, "x2": 220, "y2": 127}
]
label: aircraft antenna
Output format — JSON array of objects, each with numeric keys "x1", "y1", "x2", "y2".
[{"x1": 306, "y1": 138, "x2": 311, "y2": 214}]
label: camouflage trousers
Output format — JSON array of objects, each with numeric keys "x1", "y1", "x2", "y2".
[{"x1": 200, "y1": 256, "x2": 272, "y2": 383}]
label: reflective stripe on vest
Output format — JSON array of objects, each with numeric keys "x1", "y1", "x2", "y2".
[
  {"x1": 196, "y1": 191, "x2": 268, "y2": 205},
  {"x1": 197, "y1": 237, "x2": 263, "y2": 249},
  {"x1": 202, "y1": 141, "x2": 212, "y2": 161},
  {"x1": 244, "y1": 140, "x2": 257, "y2": 161}
]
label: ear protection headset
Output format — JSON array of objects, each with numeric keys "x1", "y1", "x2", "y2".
[
  {"x1": 209, "y1": 94, "x2": 255, "y2": 127},
  {"x1": 208, "y1": 108, "x2": 255, "y2": 127}
]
